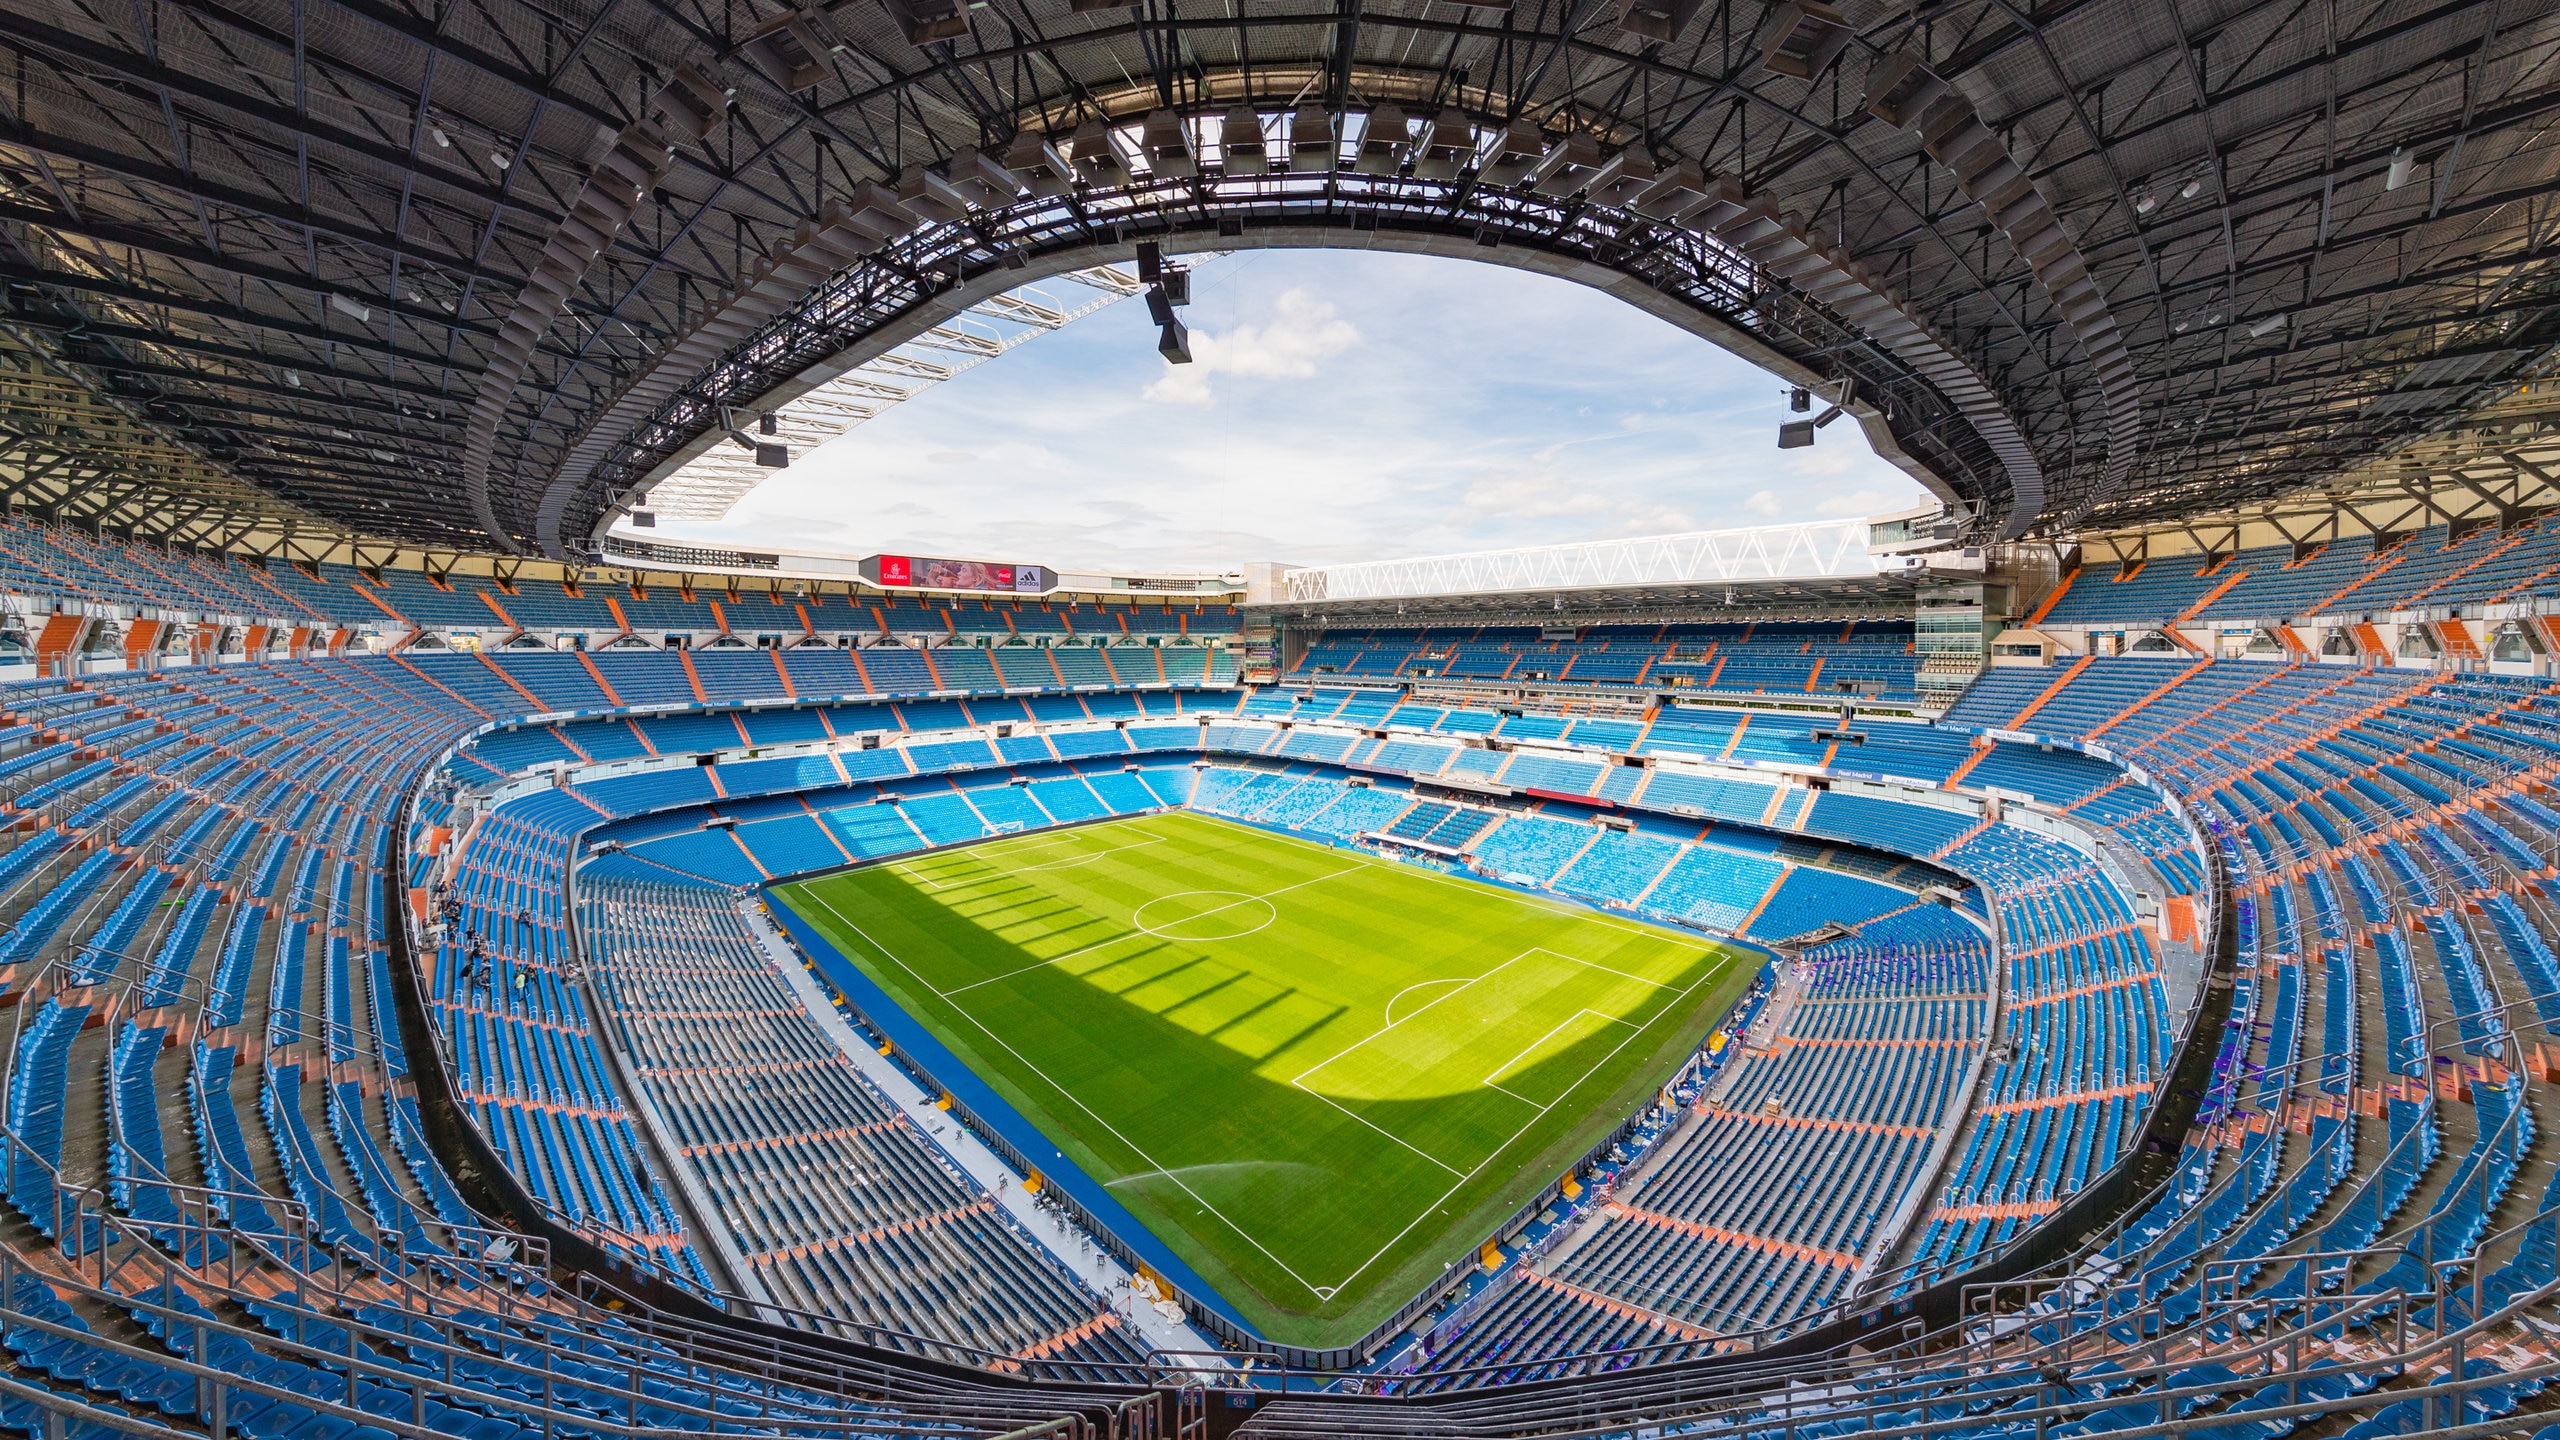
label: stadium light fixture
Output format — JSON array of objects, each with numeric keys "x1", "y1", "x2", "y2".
[
  {"x1": 1071, "y1": 118, "x2": 1128, "y2": 184},
  {"x1": 897, "y1": 163, "x2": 971, "y2": 221},
  {"x1": 1290, "y1": 106, "x2": 1338, "y2": 173},
  {"x1": 720, "y1": 406, "x2": 788, "y2": 468},
  {"x1": 2247, "y1": 312, "x2": 2288, "y2": 339},
  {"x1": 1353, "y1": 106, "x2": 1411, "y2": 176},
  {"x1": 2385, "y1": 147, "x2": 2413, "y2": 190},
  {"x1": 946, "y1": 146, "x2": 1020, "y2": 205},
  {"x1": 1587, "y1": 149, "x2": 1660, "y2": 207},
  {"x1": 1411, "y1": 110, "x2": 1474, "y2": 180},
  {"x1": 1142, "y1": 110, "x2": 1197, "y2": 178},
  {"x1": 1002, "y1": 131, "x2": 1074, "y2": 197},
  {"x1": 1220, "y1": 106, "x2": 1269, "y2": 173}
]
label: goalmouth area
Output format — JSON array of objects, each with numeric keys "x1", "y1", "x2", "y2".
[{"x1": 771, "y1": 810, "x2": 1760, "y2": 1351}]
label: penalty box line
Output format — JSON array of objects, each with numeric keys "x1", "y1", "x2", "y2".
[
  {"x1": 1306, "y1": 953, "x2": 1729, "y2": 1301},
  {"x1": 1483, "y1": 1008, "x2": 1640, "y2": 1105},
  {"x1": 1286, "y1": 947, "x2": 1663, "y2": 1176},
  {"x1": 799, "y1": 867, "x2": 1339, "y2": 1305},
  {"x1": 890, "y1": 825, "x2": 1168, "y2": 891},
  {"x1": 939, "y1": 859, "x2": 1364, "y2": 997},
  {"x1": 1289, "y1": 947, "x2": 1682, "y2": 1093}
]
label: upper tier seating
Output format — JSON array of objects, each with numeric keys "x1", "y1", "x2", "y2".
[
  {"x1": 1291, "y1": 621, "x2": 1921, "y2": 702},
  {"x1": 2038, "y1": 518, "x2": 2560, "y2": 626},
  {"x1": 0, "y1": 515, "x2": 1243, "y2": 643}
]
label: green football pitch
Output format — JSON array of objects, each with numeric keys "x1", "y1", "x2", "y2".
[{"x1": 772, "y1": 810, "x2": 1757, "y2": 1348}]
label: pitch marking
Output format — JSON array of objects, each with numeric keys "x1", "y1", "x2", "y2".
[
  {"x1": 943, "y1": 861, "x2": 1361, "y2": 995},
  {"x1": 1132, "y1": 891, "x2": 1278, "y2": 942},
  {"x1": 1313, "y1": 961, "x2": 1726, "y2": 1299},
  {"x1": 1383, "y1": 976, "x2": 1467, "y2": 1026},
  {"x1": 793, "y1": 812, "x2": 1742, "y2": 1312},
  {"x1": 1484, "y1": 1007, "x2": 1636, "y2": 1099},
  {"x1": 797, "y1": 876, "x2": 1337, "y2": 1304},
  {"x1": 894, "y1": 830, "x2": 1165, "y2": 890}
]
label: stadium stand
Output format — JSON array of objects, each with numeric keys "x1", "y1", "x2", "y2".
[
  {"x1": 11, "y1": 1, "x2": 2560, "y2": 1425},
  {"x1": 1291, "y1": 621, "x2": 1924, "y2": 703},
  {"x1": 2039, "y1": 520, "x2": 2560, "y2": 628},
  {"x1": 0, "y1": 539, "x2": 2554, "y2": 1436}
]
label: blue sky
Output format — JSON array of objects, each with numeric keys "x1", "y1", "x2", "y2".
[{"x1": 651, "y1": 250, "x2": 1930, "y2": 572}]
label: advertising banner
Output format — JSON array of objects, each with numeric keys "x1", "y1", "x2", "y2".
[{"x1": 863, "y1": 555, "x2": 1051, "y2": 593}]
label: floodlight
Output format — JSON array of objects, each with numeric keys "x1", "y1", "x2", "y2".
[
  {"x1": 1412, "y1": 110, "x2": 1474, "y2": 180},
  {"x1": 2384, "y1": 147, "x2": 2412, "y2": 190},
  {"x1": 897, "y1": 163, "x2": 972, "y2": 221},
  {"x1": 1354, "y1": 106, "x2": 1410, "y2": 175},
  {"x1": 1528, "y1": 134, "x2": 1603, "y2": 196},
  {"x1": 1141, "y1": 109, "x2": 1197, "y2": 178},
  {"x1": 875, "y1": 0, "x2": 962, "y2": 43},
  {"x1": 1071, "y1": 117, "x2": 1127, "y2": 184},
  {"x1": 946, "y1": 146, "x2": 1021, "y2": 204},
  {"x1": 740, "y1": 11, "x2": 840, "y2": 84},
  {"x1": 1480, "y1": 123, "x2": 1544, "y2": 186},
  {"x1": 2179, "y1": 176, "x2": 2201, "y2": 198},
  {"x1": 1290, "y1": 106, "x2": 1337, "y2": 172},
  {"x1": 1586, "y1": 150, "x2": 1659, "y2": 207},
  {"x1": 1220, "y1": 106, "x2": 1269, "y2": 173},
  {"x1": 2247, "y1": 312, "x2": 2287, "y2": 339},
  {"x1": 1001, "y1": 131, "x2": 1073, "y2": 197}
]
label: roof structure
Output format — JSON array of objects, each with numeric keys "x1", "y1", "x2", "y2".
[
  {"x1": 633, "y1": 261, "x2": 1149, "y2": 521},
  {"x1": 0, "y1": 0, "x2": 2553, "y2": 561}
]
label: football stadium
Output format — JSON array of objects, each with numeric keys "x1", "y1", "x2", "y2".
[{"x1": 1, "y1": 0, "x2": 2560, "y2": 1436}]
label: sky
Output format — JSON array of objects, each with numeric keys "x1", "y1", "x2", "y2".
[{"x1": 645, "y1": 249, "x2": 1933, "y2": 573}]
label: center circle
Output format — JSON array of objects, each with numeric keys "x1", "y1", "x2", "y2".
[{"x1": 1132, "y1": 891, "x2": 1278, "y2": 942}]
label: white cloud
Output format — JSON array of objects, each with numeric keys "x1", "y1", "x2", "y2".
[
  {"x1": 1784, "y1": 446, "x2": 1861, "y2": 477},
  {"x1": 1464, "y1": 477, "x2": 1611, "y2": 521},
  {"x1": 1815, "y1": 487, "x2": 1923, "y2": 517},
  {"x1": 1141, "y1": 287, "x2": 1360, "y2": 406},
  {"x1": 661, "y1": 251, "x2": 1932, "y2": 570}
]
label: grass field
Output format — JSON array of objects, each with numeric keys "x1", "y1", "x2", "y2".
[{"x1": 772, "y1": 810, "x2": 1757, "y2": 1348}]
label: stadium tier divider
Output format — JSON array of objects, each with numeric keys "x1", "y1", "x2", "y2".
[{"x1": 0, "y1": 515, "x2": 1246, "y2": 647}]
